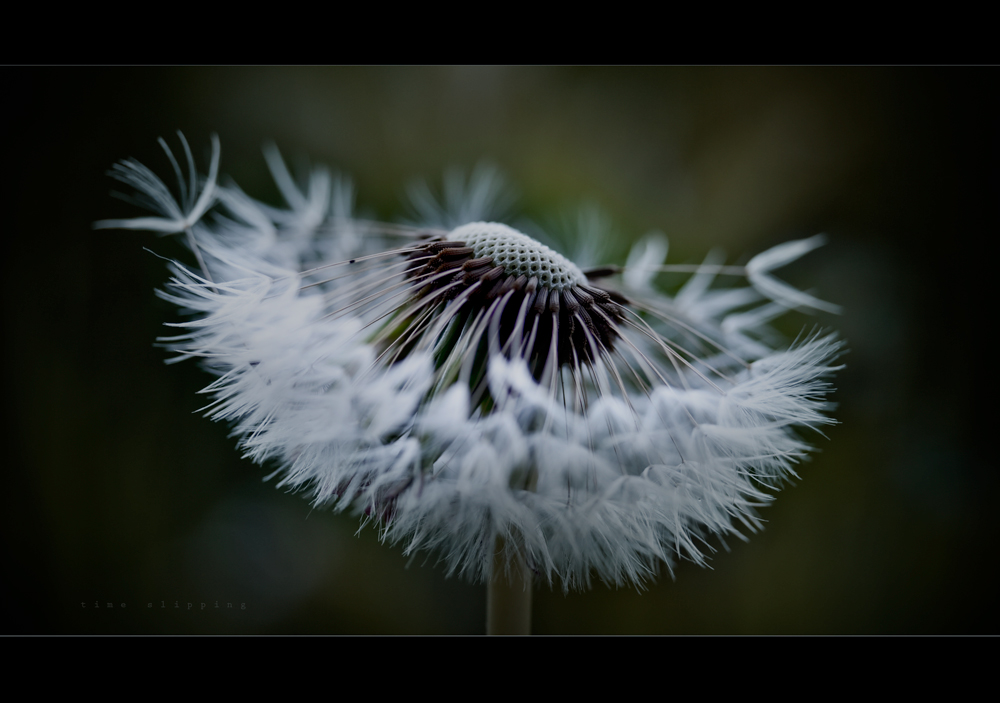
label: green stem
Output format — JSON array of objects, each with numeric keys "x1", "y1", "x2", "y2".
[{"x1": 486, "y1": 535, "x2": 532, "y2": 635}]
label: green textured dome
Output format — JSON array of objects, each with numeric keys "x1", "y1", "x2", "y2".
[{"x1": 450, "y1": 222, "x2": 587, "y2": 290}]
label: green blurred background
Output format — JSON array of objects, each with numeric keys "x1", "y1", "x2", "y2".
[{"x1": 3, "y1": 67, "x2": 994, "y2": 634}]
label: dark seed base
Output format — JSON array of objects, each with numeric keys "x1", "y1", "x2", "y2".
[{"x1": 405, "y1": 239, "x2": 625, "y2": 371}]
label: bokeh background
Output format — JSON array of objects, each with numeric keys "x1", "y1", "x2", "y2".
[{"x1": 4, "y1": 67, "x2": 994, "y2": 634}]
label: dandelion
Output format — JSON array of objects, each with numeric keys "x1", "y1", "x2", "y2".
[{"x1": 99, "y1": 134, "x2": 842, "y2": 633}]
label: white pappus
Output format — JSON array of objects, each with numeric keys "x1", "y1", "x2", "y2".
[{"x1": 98, "y1": 134, "x2": 843, "y2": 590}]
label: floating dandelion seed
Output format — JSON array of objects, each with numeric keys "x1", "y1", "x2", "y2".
[{"x1": 99, "y1": 135, "x2": 842, "y2": 628}]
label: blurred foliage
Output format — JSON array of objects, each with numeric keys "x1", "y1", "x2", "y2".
[{"x1": 2, "y1": 67, "x2": 994, "y2": 633}]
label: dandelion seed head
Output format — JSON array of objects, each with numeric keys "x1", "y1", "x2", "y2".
[{"x1": 100, "y1": 135, "x2": 844, "y2": 591}]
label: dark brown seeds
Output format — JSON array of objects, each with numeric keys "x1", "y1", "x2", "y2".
[{"x1": 403, "y1": 239, "x2": 625, "y2": 374}]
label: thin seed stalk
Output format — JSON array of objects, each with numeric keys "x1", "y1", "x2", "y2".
[{"x1": 486, "y1": 534, "x2": 532, "y2": 635}]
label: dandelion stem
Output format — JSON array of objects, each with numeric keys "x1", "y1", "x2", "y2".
[{"x1": 486, "y1": 535, "x2": 532, "y2": 635}]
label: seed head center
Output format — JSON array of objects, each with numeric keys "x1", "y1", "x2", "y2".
[{"x1": 450, "y1": 222, "x2": 586, "y2": 290}]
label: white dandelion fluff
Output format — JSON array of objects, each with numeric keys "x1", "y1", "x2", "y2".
[{"x1": 99, "y1": 134, "x2": 842, "y2": 596}]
